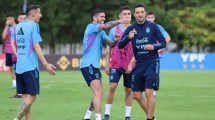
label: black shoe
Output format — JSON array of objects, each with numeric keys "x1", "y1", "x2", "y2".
[
  {"x1": 102, "y1": 114, "x2": 109, "y2": 120},
  {"x1": 125, "y1": 116, "x2": 132, "y2": 120},
  {"x1": 83, "y1": 119, "x2": 90, "y2": 120},
  {"x1": 10, "y1": 94, "x2": 22, "y2": 98}
]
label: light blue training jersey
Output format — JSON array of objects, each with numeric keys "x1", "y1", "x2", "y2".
[
  {"x1": 157, "y1": 24, "x2": 169, "y2": 39},
  {"x1": 12, "y1": 20, "x2": 42, "y2": 74},
  {"x1": 80, "y1": 23, "x2": 110, "y2": 69}
]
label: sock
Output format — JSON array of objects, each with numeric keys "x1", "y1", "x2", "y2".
[
  {"x1": 84, "y1": 110, "x2": 92, "y2": 119},
  {"x1": 125, "y1": 106, "x2": 132, "y2": 117},
  {"x1": 12, "y1": 80, "x2": 16, "y2": 87},
  {"x1": 153, "y1": 91, "x2": 156, "y2": 97},
  {"x1": 95, "y1": 113, "x2": 101, "y2": 120},
  {"x1": 104, "y1": 104, "x2": 112, "y2": 115}
]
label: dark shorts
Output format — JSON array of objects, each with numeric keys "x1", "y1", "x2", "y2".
[
  {"x1": 16, "y1": 69, "x2": 40, "y2": 95},
  {"x1": 132, "y1": 60, "x2": 160, "y2": 92},
  {"x1": 5, "y1": 53, "x2": 13, "y2": 66},
  {"x1": 80, "y1": 65, "x2": 102, "y2": 86},
  {"x1": 109, "y1": 68, "x2": 132, "y2": 88}
]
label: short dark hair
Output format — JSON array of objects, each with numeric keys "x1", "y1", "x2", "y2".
[
  {"x1": 134, "y1": 3, "x2": 145, "y2": 12},
  {"x1": 6, "y1": 15, "x2": 14, "y2": 18},
  {"x1": 119, "y1": 6, "x2": 131, "y2": 14},
  {"x1": 146, "y1": 11, "x2": 155, "y2": 16},
  {"x1": 91, "y1": 8, "x2": 105, "y2": 21},
  {"x1": 18, "y1": 11, "x2": 26, "y2": 16},
  {"x1": 26, "y1": 5, "x2": 40, "y2": 16}
]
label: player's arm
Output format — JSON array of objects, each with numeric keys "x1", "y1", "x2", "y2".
[
  {"x1": 10, "y1": 28, "x2": 17, "y2": 56},
  {"x1": 126, "y1": 56, "x2": 136, "y2": 74},
  {"x1": 102, "y1": 31, "x2": 119, "y2": 48},
  {"x1": 34, "y1": 43, "x2": 56, "y2": 75},
  {"x1": 144, "y1": 25, "x2": 166, "y2": 51},
  {"x1": 11, "y1": 40, "x2": 17, "y2": 56},
  {"x1": 99, "y1": 18, "x2": 130, "y2": 31},
  {"x1": 165, "y1": 36, "x2": 171, "y2": 43},
  {"x1": 118, "y1": 27, "x2": 134, "y2": 49},
  {"x1": 105, "y1": 34, "x2": 120, "y2": 48},
  {"x1": 105, "y1": 46, "x2": 111, "y2": 75},
  {"x1": 2, "y1": 22, "x2": 9, "y2": 39},
  {"x1": 159, "y1": 25, "x2": 171, "y2": 43}
]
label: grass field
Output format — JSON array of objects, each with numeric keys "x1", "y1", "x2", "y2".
[{"x1": 0, "y1": 70, "x2": 215, "y2": 120}]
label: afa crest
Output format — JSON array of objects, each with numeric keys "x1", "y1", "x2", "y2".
[{"x1": 146, "y1": 27, "x2": 150, "y2": 33}]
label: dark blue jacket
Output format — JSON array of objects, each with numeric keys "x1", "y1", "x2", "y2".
[{"x1": 118, "y1": 21, "x2": 166, "y2": 65}]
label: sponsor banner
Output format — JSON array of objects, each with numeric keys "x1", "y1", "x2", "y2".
[
  {"x1": 160, "y1": 53, "x2": 215, "y2": 70},
  {"x1": 0, "y1": 54, "x2": 9, "y2": 72},
  {"x1": 39, "y1": 55, "x2": 107, "y2": 70},
  {"x1": 2, "y1": 53, "x2": 215, "y2": 72}
]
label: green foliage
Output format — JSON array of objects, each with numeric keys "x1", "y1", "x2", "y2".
[{"x1": 0, "y1": 0, "x2": 214, "y2": 53}]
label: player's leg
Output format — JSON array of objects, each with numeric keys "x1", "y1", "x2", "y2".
[
  {"x1": 132, "y1": 67, "x2": 148, "y2": 115},
  {"x1": 103, "y1": 68, "x2": 122, "y2": 119},
  {"x1": 90, "y1": 80, "x2": 103, "y2": 120},
  {"x1": 14, "y1": 69, "x2": 39, "y2": 120},
  {"x1": 83, "y1": 98, "x2": 94, "y2": 120},
  {"x1": 22, "y1": 94, "x2": 31, "y2": 120},
  {"x1": 133, "y1": 91, "x2": 147, "y2": 114},
  {"x1": 123, "y1": 73, "x2": 133, "y2": 119},
  {"x1": 6, "y1": 53, "x2": 16, "y2": 88},
  {"x1": 144, "y1": 61, "x2": 159, "y2": 120},
  {"x1": 81, "y1": 65, "x2": 102, "y2": 120},
  {"x1": 145, "y1": 89, "x2": 155, "y2": 120}
]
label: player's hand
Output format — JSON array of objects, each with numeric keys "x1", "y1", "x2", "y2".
[
  {"x1": 144, "y1": 44, "x2": 154, "y2": 50},
  {"x1": 114, "y1": 34, "x2": 120, "y2": 41},
  {"x1": 125, "y1": 65, "x2": 132, "y2": 74},
  {"x1": 119, "y1": 18, "x2": 131, "y2": 24},
  {"x1": 128, "y1": 29, "x2": 136, "y2": 40},
  {"x1": 105, "y1": 65, "x2": 110, "y2": 75},
  {"x1": 5, "y1": 20, "x2": 10, "y2": 26},
  {"x1": 158, "y1": 49, "x2": 163, "y2": 53},
  {"x1": 44, "y1": 63, "x2": 56, "y2": 75}
]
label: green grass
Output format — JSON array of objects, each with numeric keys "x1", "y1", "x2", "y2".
[{"x1": 0, "y1": 70, "x2": 215, "y2": 120}]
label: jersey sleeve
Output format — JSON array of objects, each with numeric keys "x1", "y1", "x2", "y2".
[
  {"x1": 32, "y1": 23, "x2": 42, "y2": 44},
  {"x1": 108, "y1": 27, "x2": 115, "y2": 41},
  {"x1": 10, "y1": 27, "x2": 15, "y2": 41},
  {"x1": 153, "y1": 24, "x2": 166, "y2": 50},
  {"x1": 158, "y1": 25, "x2": 169, "y2": 39},
  {"x1": 87, "y1": 23, "x2": 101, "y2": 34},
  {"x1": 100, "y1": 30, "x2": 111, "y2": 41}
]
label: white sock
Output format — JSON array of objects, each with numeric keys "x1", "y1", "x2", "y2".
[
  {"x1": 84, "y1": 110, "x2": 92, "y2": 119},
  {"x1": 104, "y1": 104, "x2": 112, "y2": 115},
  {"x1": 95, "y1": 113, "x2": 101, "y2": 120},
  {"x1": 12, "y1": 80, "x2": 16, "y2": 87},
  {"x1": 153, "y1": 91, "x2": 156, "y2": 97},
  {"x1": 125, "y1": 106, "x2": 132, "y2": 117}
]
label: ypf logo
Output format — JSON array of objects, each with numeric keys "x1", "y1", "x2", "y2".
[{"x1": 57, "y1": 56, "x2": 70, "y2": 70}]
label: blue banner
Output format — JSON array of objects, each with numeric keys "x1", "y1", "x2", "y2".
[{"x1": 160, "y1": 53, "x2": 215, "y2": 70}]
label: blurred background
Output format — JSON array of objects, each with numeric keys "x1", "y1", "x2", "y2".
[{"x1": 0, "y1": 0, "x2": 215, "y2": 70}]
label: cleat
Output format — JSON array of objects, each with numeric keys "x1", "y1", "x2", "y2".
[
  {"x1": 125, "y1": 116, "x2": 132, "y2": 120},
  {"x1": 10, "y1": 94, "x2": 22, "y2": 98},
  {"x1": 102, "y1": 114, "x2": 109, "y2": 120},
  {"x1": 83, "y1": 119, "x2": 90, "y2": 120}
]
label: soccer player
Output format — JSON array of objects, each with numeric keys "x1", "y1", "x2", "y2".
[
  {"x1": 118, "y1": 4, "x2": 166, "y2": 120},
  {"x1": 80, "y1": 8, "x2": 130, "y2": 120},
  {"x1": 102, "y1": 6, "x2": 134, "y2": 120},
  {"x1": 10, "y1": 12, "x2": 26, "y2": 98},
  {"x1": 13, "y1": 5, "x2": 56, "y2": 120},
  {"x1": 2, "y1": 15, "x2": 17, "y2": 89},
  {"x1": 146, "y1": 10, "x2": 171, "y2": 96}
]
